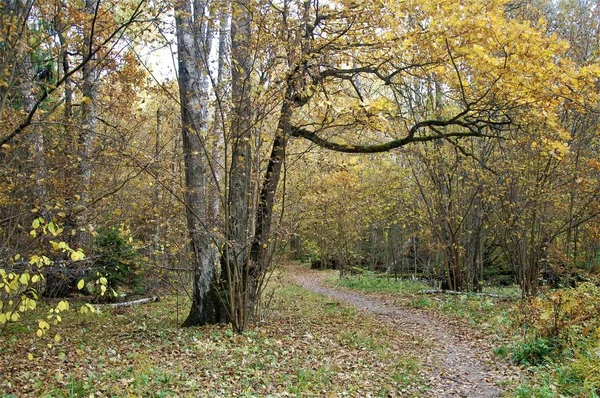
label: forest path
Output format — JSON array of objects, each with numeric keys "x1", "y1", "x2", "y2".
[{"x1": 292, "y1": 266, "x2": 519, "y2": 397}]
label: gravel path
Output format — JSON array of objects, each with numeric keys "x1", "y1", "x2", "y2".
[{"x1": 294, "y1": 268, "x2": 519, "y2": 397}]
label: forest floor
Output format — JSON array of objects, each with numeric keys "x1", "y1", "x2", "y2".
[
  {"x1": 0, "y1": 263, "x2": 524, "y2": 397},
  {"x1": 292, "y1": 264, "x2": 522, "y2": 397}
]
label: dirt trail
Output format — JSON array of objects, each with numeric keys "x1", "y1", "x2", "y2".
[{"x1": 294, "y1": 268, "x2": 518, "y2": 397}]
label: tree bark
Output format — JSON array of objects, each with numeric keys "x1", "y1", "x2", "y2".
[
  {"x1": 224, "y1": 0, "x2": 253, "y2": 332},
  {"x1": 250, "y1": 85, "x2": 292, "y2": 275},
  {"x1": 76, "y1": 0, "x2": 99, "y2": 249},
  {"x1": 176, "y1": 0, "x2": 227, "y2": 327}
]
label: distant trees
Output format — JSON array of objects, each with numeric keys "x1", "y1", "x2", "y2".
[
  {"x1": 282, "y1": 0, "x2": 600, "y2": 298},
  {"x1": 1, "y1": 0, "x2": 152, "y2": 264}
]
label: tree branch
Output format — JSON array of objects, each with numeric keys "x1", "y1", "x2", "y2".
[
  {"x1": 290, "y1": 115, "x2": 507, "y2": 153},
  {"x1": 0, "y1": 0, "x2": 147, "y2": 147}
]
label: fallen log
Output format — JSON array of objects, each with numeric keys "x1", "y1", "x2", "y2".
[
  {"x1": 105, "y1": 296, "x2": 160, "y2": 307},
  {"x1": 418, "y1": 289, "x2": 514, "y2": 299}
]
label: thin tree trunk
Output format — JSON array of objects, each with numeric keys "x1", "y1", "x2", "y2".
[
  {"x1": 153, "y1": 109, "x2": 163, "y2": 256},
  {"x1": 76, "y1": 0, "x2": 99, "y2": 249},
  {"x1": 226, "y1": 0, "x2": 253, "y2": 332},
  {"x1": 249, "y1": 86, "x2": 292, "y2": 273},
  {"x1": 210, "y1": 0, "x2": 230, "y2": 221}
]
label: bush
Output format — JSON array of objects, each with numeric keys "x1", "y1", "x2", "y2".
[
  {"x1": 526, "y1": 283, "x2": 600, "y2": 340},
  {"x1": 511, "y1": 337, "x2": 559, "y2": 366},
  {"x1": 569, "y1": 345, "x2": 600, "y2": 395},
  {"x1": 511, "y1": 283, "x2": 600, "y2": 393},
  {"x1": 93, "y1": 226, "x2": 141, "y2": 292}
]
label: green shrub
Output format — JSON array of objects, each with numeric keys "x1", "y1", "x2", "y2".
[
  {"x1": 93, "y1": 226, "x2": 141, "y2": 292},
  {"x1": 511, "y1": 337, "x2": 559, "y2": 366},
  {"x1": 515, "y1": 384, "x2": 554, "y2": 398},
  {"x1": 525, "y1": 283, "x2": 600, "y2": 341},
  {"x1": 337, "y1": 274, "x2": 429, "y2": 294},
  {"x1": 569, "y1": 346, "x2": 600, "y2": 395},
  {"x1": 493, "y1": 345, "x2": 508, "y2": 358}
]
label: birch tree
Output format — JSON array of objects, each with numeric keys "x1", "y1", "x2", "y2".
[{"x1": 175, "y1": 0, "x2": 227, "y2": 326}]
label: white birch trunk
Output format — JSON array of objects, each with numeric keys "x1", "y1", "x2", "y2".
[
  {"x1": 76, "y1": 0, "x2": 99, "y2": 249},
  {"x1": 176, "y1": 0, "x2": 226, "y2": 326}
]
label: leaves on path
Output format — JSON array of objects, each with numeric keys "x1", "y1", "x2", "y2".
[{"x1": 295, "y1": 265, "x2": 523, "y2": 397}]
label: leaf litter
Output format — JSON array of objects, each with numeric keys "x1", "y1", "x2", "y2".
[{"x1": 0, "y1": 264, "x2": 521, "y2": 397}]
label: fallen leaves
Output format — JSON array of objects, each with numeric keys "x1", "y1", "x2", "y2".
[{"x1": 0, "y1": 270, "x2": 428, "y2": 397}]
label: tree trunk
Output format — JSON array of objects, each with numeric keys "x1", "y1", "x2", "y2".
[
  {"x1": 225, "y1": 0, "x2": 253, "y2": 332},
  {"x1": 176, "y1": 0, "x2": 227, "y2": 327},
  {"x1": 249, "y1": 86, "x2": 292, "y2": 274},
  {"x1": 76, "y1": 0, "x2": 99, "y2": 249}
]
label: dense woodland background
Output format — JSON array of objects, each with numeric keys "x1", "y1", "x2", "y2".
[{"x1": 2, "y1": 0, "x2": 600, "y2": 395}]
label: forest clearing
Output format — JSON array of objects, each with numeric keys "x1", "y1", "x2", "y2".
[{"x1": 3, "y1": 0, "x2": 600, "y2": 396}]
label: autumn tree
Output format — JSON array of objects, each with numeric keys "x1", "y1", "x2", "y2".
[{"x1": 1, "y1": 0, "x2": 160, "y2": 300}]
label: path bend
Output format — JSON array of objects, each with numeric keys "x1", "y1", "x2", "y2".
[{"x1": 293, "y1": 268, "x2": 519, "y2": 397}]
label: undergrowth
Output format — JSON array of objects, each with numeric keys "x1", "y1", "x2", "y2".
[{"x1": 335, "y1": 272, "x2": 430, "y2": 294}]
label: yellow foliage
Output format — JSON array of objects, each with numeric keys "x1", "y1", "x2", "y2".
[{"x1": 525, "y1": 283, "x2": 600, "y2": 341}]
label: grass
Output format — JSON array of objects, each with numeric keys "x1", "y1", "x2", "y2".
[
  {"x1": 330, "y1": 272, "x2": 518, "y2": 328},
  {"x1": 0, "y1": 279, "x2": 428, "y2": 397},
  {"x1": 334, "y1": 272, "x2": 430, "y2": 294}
]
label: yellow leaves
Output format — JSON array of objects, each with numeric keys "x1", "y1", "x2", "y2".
[
  {"x1": 1, "y1": 226, "x2": 85, "y2": 339},
  {"x1": 27, "y1": 353, "x2": 34, "y2": 361},
  {"x1": 27, "y1": 36, "x2": 38, "y2": 48},
  {"x1": 24, "y1": 297, "x2": 37, "y2": 310},
  {"x1": 364, "y1": 97, "x2": 395, "y2": 115},
  {"x1": 56, "y1": 301, "x2": 70, "y2": 312},
  {"x1": 29, "y1": 255, "x2": 51, "y2": 267},
  {"x1": 19, "y1": 273, "x2": 29, "y2": 285},
  {"x1": 79, "y1": 303, "x2": 96, "y2": 314},
  {"x1": 77, "y1": 279, "x2": 85, "y2": 290},
  {"x1": 70, "y1": 249, "x2": 85, "y2": 262},
  {"x1": 37, "y1": 319, "x2": 50, "y2": 337},
  {"x1": 31, "y1": 217, "x2": 64, "y2": 241},
  {"x1": 48, "y1": 222, "x2": 57, "y2": 235},
  {"x1": 31, "y1": 218, "x2": 41, "y2": 229},
  {"x1": 535, "y1": 138, "x2": 570, "y2": 161},
  {"x1": 81, "y1": 96, "x2": 92, "y2": 105}
]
